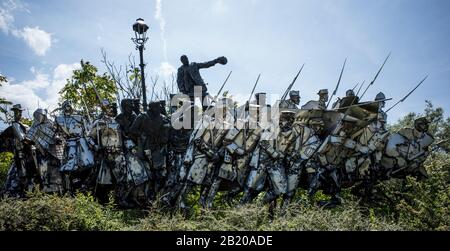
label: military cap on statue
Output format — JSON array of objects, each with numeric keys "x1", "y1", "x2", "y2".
[{"x1": 10, "y1": 104, "x2": 24, "y2": 111}]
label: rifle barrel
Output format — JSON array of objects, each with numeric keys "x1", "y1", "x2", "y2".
[
  {"x1": 356, "y1": 80, "x2": 365, "y2": 97},
  {"x1": 327, "y1": 58, "x2": 347, "y2": 108},
  {"x1": 386, "y1": 75, "x2": 428, "y2": 113},
  {"x1": 248, "y1": 74, "x2": 261, "y2": 102},
  {"x1": 282, "y1": 64, "x2": 305, "y2": 101},
  {"x1": 360, "y1": 52, "x2": 391, "y2": 100},
  {"x1": 217, "y1": 71, "x2": 233, "y2": 98}
]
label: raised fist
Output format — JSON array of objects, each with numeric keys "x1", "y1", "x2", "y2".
[{"x1": 216, "y1": 56, "x2": 228, "y2": 65}]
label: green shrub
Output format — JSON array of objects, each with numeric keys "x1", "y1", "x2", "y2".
[
  {"x1": 376, "y1": 152, "x2": 450, "y2": 231},
  {"x1": 0, "y1": 152, "x2": 12, "y2": 189},
  {"x1": 130, "y1": 201, "x2": 403, "y2": 231},
  {"x1": 0, "y1": 192, "x2": 124, "y2": 231}
]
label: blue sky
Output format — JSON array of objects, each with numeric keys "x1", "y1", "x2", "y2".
[{"x1": 0, "y1": 0, "x2": 449, "y2": 123}]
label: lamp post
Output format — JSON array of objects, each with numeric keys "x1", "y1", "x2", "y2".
[{"x1": 132, "y1": 18, "x2": 150, "y2": 112}]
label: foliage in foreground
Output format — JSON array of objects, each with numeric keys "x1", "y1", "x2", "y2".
[
  {"x1": 0, "y1": 152, "x2": 448, "y2": 233},
  {"x1": 0, "y1": 192, "x2": 124, "y2": 231},
  {"x1": 0, "y1": 191, "x2": 405, "y2": 231}
]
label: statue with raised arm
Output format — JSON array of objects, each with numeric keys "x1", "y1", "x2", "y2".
[{"x1": 177, "y1": 55, "x2": 228, "y2": 99}]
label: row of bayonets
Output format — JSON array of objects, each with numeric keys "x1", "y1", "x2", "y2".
[
  {"x1": 79, "y1": 53, "x2": 428, "y2": 123},
  {"x1": 211, "y1": 52, "x2": 428, "y2": 114},
  {"x1": 183, "y1": 53, "x2": 428, "y2": 155}
]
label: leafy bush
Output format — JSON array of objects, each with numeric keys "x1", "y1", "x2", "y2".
[
  {"x1": 0, "y1": 192, "x2": 124, "y2": 231},
  {"x1": 375, "y1": 152, "x2": 450, "y2": 231},
  {"x1": 127, "y1": 200, "x2": 403, "y2": 231},
  {"x1": 0, "y1": 152, "x2": 12, "y2": 189}
]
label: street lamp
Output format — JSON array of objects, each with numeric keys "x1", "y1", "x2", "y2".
[{"x1": 132, "y1": 18, "x2": 150, "y2": 112}]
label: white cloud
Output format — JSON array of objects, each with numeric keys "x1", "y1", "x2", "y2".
[
  {"x1": 0, "y1": 81, "x2": 49, "y2": 112},
  {"x1": 155, "y1": 0, "x2": 169, "y2": 62},
  {"x1": 0, "y1": 1, "x2": 52, "y2": 56},
  {"x1": 22, "y1": 70, "x2": 49, "y2": 89},
  {"x1": 18, "y1": 26, "x2": 52, "y2": 56},
  {"x1": 157, "y1": 61, "x2": 176, "y2": 78},
  {"x1": 53, "y1": 63, "x2": 80, "y2": 81},
  {"x1": 0, "y1": 0, "x2": 28, "y2": 34},
  {"x1": 0, "y1": 63, "x2": 80, "y2": 113},
  {"x1": 46, "y1": 63, "x2": 80, "y2": 105},
  {"x1": 212, "y1": 0, "x2": 229, "y2": 14},
  {"x1": 0, "y1": 8, "x2": 14, "y2": 34},
  {"x1": 153, "y1": 1, "x2": 176, "y2": 82}
]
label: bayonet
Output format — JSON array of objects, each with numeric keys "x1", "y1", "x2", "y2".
[
  {"x1": 281, "y1": 64, "x2": 305, "y2": 101},
  {"x1": 88, "y1": 80, "x2": 103, "y2": 104},
  {"x1": 87, "y1": 80, "x2": 111, "y2": 114},
  {"x1": 242, "y1": 74, "x2": 262, "y2": 151},
  {"x1": 386, "y1": 75, "x2": 428, "y2": 113},
  {"x1": 356, "y1": 80, "x2": 365, "y2": 97},
  {"x1": 248, "y1": 74, "x2": 261, "y2": 103},
  {"x1": 239, "y1": 74, "x2": 261, "y2": 120},
  {"x1": 360, "y1": 52, "x2": 391, "y2": 100},
  {"x1": 352, "y1": 82, "x2": 360, "y2": 91},
  {"x1": 216, "y1": 71, "x2": 233, "y2": 99},
  {"x1": 327, "y1": 58, "x2": 347, "y2": 108}
]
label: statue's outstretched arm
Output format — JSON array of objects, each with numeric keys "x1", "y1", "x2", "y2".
[
  {"x1": 197, "y1": 56, "x2": 227, "y2": 69},
  {"x1": 196, "y1": 60, "x2": 218, "y2": 69}
]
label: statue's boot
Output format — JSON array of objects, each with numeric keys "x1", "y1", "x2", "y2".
[
  {"x1": 225, "y1": 187, "x2": 241, "y2": 205},
  {"x1": 204, "y1": 178, "x2": 221, "y2": 209},
  {"x1": 239, "y1": 188, "x2": 257, "y2": 205},
  {"x1": 268, "y1": 199, "x2": 277, "y2": 221},
  {"x1": 318, "y1": 195, "x2": 342, "y2": 209},
  {"x1": 280, "y1": 193, "x2": 294, "y2": 215},
  {"x1": 176, "y1": 182, "x2": 193, "y2": 211}
]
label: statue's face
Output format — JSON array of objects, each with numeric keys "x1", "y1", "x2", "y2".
[
  {"x1": 415, "y1": 120, "x2": 429, "y2": 133},
  {"x1": 124, "y1": 104, "x2": 133, "y2": 114},
  {"x1": 342, "y1": 121, "x2": 354, "y2": 132},
  {"x1": 13, "y1": 110, "x2": 22, "y2": 122},
  {"x1": 181, "y1": 55, "x2": 189, "y2": 66},
  {"x1": 33, "y1": 111, "x2": 47, "y2": 124},
  {"x1": 147, "y1": 103, "x2": 160, "y2": 115},
  {"x1": 133, "y1": 100, "x2": 140, "y2": 114},
  {"x1": 311, "y1": 124, "x2": 323, "y2": 134},
  {"x1": 110, "y1": 105, "x2": 118, "y2": 117},
  {"x1": 321, "y1": 93, "x2": 329, "y2": 102},
  {"x1": 290, "y1": 95, "x2": 300, "y2": 105},
  {"x1": 63, "y1": 104, "x2": 73, "y2": 115},
  {"x1": 121, "y1": 100, "x2": 133, "y2": 114}
]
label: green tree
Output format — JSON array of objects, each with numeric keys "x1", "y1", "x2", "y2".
[
  {"x1": 0, "y1": 74, "x2": 13, "y2": 123},
  {"x1": 59, "y1": 60, "x2": 118, "y2": 119}
]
